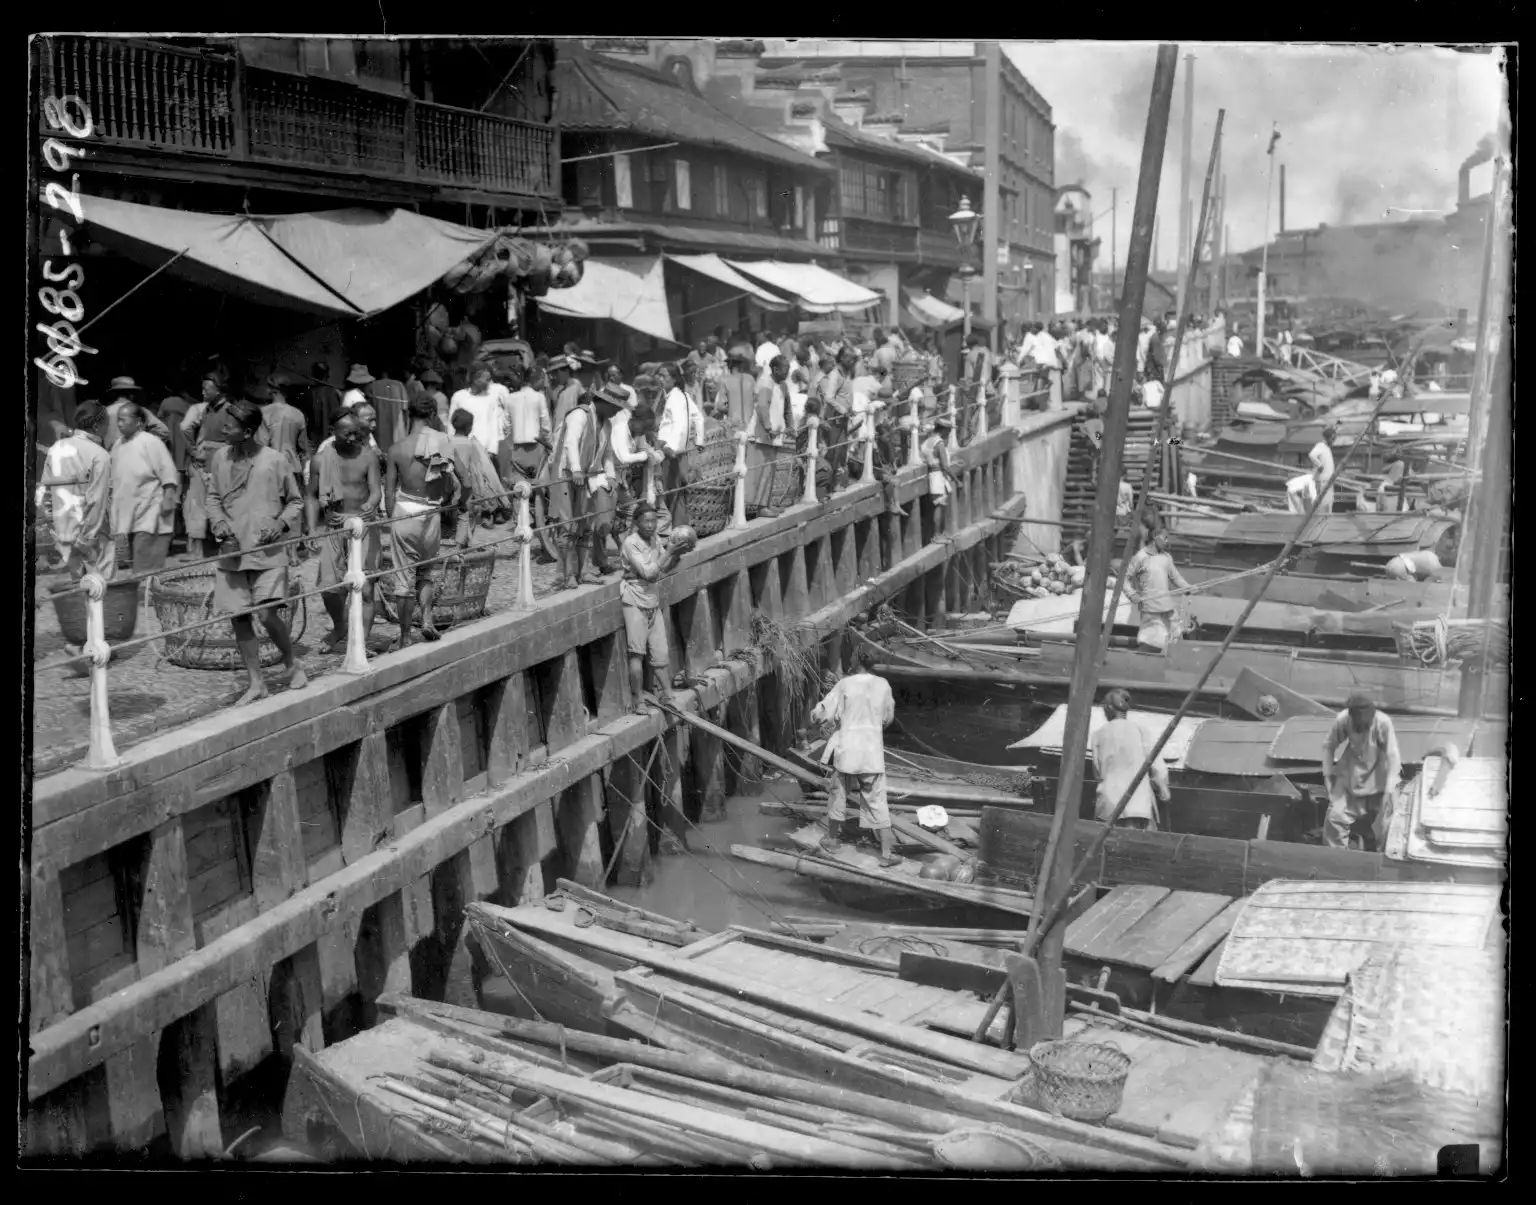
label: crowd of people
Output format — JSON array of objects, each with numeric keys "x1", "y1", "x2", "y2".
[{"x1": 35, "y1": 323, "x2": 993, "y2": 707}]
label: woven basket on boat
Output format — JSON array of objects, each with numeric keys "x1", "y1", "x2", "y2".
[
  {"x1": 150, "y1": 565, "x2": 307, "y2": 670},
  {"x1": 1026, "y1": 1040, "x2": 1131, "y2": 1123},
  {"x1": 687, "y1": 426, "x2": 738, "y2": 538},
  {"x1": 375, "y1": 546, "x2": 496, "y2": 630},
  {"x1": 933, "y1": 1126, "x2": 1060, "y2": 1171},
  {"x1": 961, "y1": 769, "x2": 1035, "y2": 797}
]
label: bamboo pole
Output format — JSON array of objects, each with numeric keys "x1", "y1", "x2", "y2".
[
  {"x1": 1019, "y1": 46, "x2": 1180, "y2": 1043},
  {"x1": 658, "y1": 698, "x2": 827, "y2": 790}
]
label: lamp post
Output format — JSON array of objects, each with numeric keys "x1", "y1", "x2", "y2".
[{"x1": 951, "y1": 196, "x2": 981, "y2": 447}]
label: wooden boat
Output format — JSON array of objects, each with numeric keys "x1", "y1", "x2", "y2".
[
  {"x1": 463, "y1": 895, "x2": 1272, "y2": 1168},
  {"x1": 853, "y1": 624, "x2": 1504, "y2": 719},
  {"x1": 1164, "y1": 511, "x2": 1462, "y2": 576},
  {"x1": 282, "y1": 994, "x2": 965, "y2": 1167}
]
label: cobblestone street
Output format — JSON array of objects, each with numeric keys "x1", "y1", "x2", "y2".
[{"x1": 31, "y1": 529, "x2": 571, "y2": 777}]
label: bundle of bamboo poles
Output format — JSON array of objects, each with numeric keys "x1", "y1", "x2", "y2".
[{"x1": 356, "y1": 998, "x2": 1065, "y2": 1169}]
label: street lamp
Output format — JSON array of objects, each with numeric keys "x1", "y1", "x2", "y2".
[{"x1": 950, "y1": 196, "x2": 980, "y2": 343}]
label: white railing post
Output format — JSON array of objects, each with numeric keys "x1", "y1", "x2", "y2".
[
  {"x1": 341, "y1": 515, "x2": 370, "y2": 675},
  {"x1": 1000, "y1": 362, "x2": 1021, "y2": 430},
  {"x1": 81, "y1": 572, "x2": 122, "y2": 771},
  {"x1": 947, "y1": 388, "x2": 959, "y2": 455},
  {"x1": 513, "y1": 481, "x2": 535, "y2": 608},
  {"x1": 730, "y1": 430, "x2": 749, "y2": 529},
  {"x1": 975, "y1": 381, "x2": 989, "y2": 440},
  {"x1": 801, "y1": 416, "x2": 820, "y2": 505},
  {"x1": 904, "y1": 412, "x2": 921, "y2": 469},
  {"x1": 863, "y1": 401, "x2": 884, "y2": 481}
]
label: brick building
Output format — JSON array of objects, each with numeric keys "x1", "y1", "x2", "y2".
[{"x1": 757, "y1": 41, "x2": 1057, "y2": 328}]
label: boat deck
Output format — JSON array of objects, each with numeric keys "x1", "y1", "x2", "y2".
[{"x1": 494, "y1": 906, "x2": 1273, "y2": 1155}]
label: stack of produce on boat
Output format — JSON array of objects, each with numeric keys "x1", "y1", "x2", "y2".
[{"x1": 994, "y1": 552, "x2": 1088, "y2": 601}]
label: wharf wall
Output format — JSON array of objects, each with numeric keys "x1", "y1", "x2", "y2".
[{"x1": 24, "y1": 425, "x2": 1031, "y2": 1156}]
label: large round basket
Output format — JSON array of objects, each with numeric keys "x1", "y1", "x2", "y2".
[
  {"x1": 376, "y1": 546, "x2": 496, "y2": 631},
  {"x1": 50, "y1": 577, "x2": 140, "y2": 645},
  {"x1": 932, "y1": 1126, "x2": 1060, "y2": 1171},
  {"x1": 1026, "y1": 1040, "x2": 1132, "y2": 1123},
  {"x1": 150, "y1": 565, "x2": 307, "y2": 670},
  {"x1": 687, "y1": 427, "x2": 738, "y2": 538}
]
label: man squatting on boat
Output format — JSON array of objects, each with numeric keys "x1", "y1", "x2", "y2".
[
  {"x1": 813, "y1": 645, "x2": 901, "y2": 867},
  {"x1": 1321, "y1": 691, "x2": 1403, "y2": 850}
]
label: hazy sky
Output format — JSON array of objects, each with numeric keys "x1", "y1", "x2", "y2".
[{"x1": 1002, "y1": 42, "x2": 1509, "y2": 268}]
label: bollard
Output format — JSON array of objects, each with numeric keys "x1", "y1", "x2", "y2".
[
  {"x1": 340, "y1": 515, "x2": 370, "y2": 675},
  {"x1": 902, "y1": 412, "x2": 921, "y2": 469},
  {"x1": 730, "y1": 430, "x2": 749, "y2": 529},
  {"x1": 81, "y1": 572, "x2": 122, "y2": 771},
  {"x1": 1000, "y1": 363, "x2": 1021, "y2": 430},
  {"x1": 863, "y1": 401, "x2": 885, "y2": 481},
  {"x1": 801, "y1": 415, "x2": 820, "y2": 505},
  {"x1": 512, "y1": 481, "x2": 535, "y2": 608}
]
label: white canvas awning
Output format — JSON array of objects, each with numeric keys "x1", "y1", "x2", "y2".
[
  {"x1": 537, "y1": 256, "x2": 679, "y2": 344},
  {"x1": 665, "y1": 253, "x2": 791, "y2": 310},
  {"x1": 724, "y1": 259, "x2": 883, "y2": 315}
]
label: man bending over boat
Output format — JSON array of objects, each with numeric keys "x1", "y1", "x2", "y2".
[
  {"x1": 813, "y1": 646, "x2": 900, "y2": 867},
  {"x1": 1091, "y1": 689, "x2": 1170, "y2": 831},
  {"x1": 1321, "y1": 693, "x2": 1402, "y2": 850}
]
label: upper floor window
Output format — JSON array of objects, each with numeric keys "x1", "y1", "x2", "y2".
[
  {"x1": 675, "y1": 159, "x2": 692, "y2": 211},
  {"x1": 714, "y1": 163, "x2": 729, "y2": 216}
]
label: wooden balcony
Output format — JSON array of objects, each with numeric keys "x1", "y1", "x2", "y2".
[{"x1": 37, "y1": 36, "x2": 559, "y2": 201}]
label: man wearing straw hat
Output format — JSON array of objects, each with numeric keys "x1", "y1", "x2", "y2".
[
  {"x1": 1321, "y1": 692, "x2": 1403, "y2": 850},
  {"x1": 204, "y1": 400, "x2": 307, "y2": 704},
  {"x1": 342, "y1": 364, "x2": 375, "y2": 412},
  {"x1": 101, "y1": 376, "x2": 171, "y2": 452}
]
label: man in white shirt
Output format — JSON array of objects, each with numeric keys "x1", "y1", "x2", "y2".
[
  {"x1": 812, "y1": 646, "x2": 899, "y2": 867},
  {"x1": 1090, "y1": 689, "x2": 1171, "y2": 830},
  {"x1": 608, "y1": 379, "x2": 661, "y2": 503},
  {"x1": 498, "y1": 362, "x2": 551, "y2": 488},
  {"x1": 1225, "y1": 330, "x2": 1244, "y2": 358},
  {"x1": 656, "y1": 361, "x2": 706, "y2": 527},
  {"x1": 1278, "y1": 326, "x2": 1295, "y2": 365},
  {"x1": 1321, "y1": 693, "x2": 1402, "y2": 850},
  {"x1": 755, "y1": 330, "x2": 780, "y2": 374},
  {"x1": 449, "y1": 363, "x2": 508, "y2": 464},
  {"x1": 1309, "y1": 424, "x2": 1338, "y2": 514}
]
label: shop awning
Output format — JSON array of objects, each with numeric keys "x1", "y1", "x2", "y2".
[
  {"x1": 536, "y1": 256, "x2": 678, "y2": 344},
  {"x1": 904, "y1": 287, "x2": 966, "y2": 328},
  {"x1": 664, "y1": 253, "x2": 790, "y2": 310},
  {"x1": 68, "y1": 194, "x2": 500, "y2": 318},
  {"x1": 724, "y1": 259, "x2": 883, "y2": 315}
]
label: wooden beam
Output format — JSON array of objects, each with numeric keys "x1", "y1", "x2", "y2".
[
  {"x1": 28, "y1": 867, "x2": 73, "y2": 1034},
  {"x1": 556, "y1": 775, "x2": 606, "y2": 889},
  {"x1": 267, "y1": 943, "x2": 326, "y2": 1060},
  {"x1": 485, "y1": 672, "x2": 530, "y2": 786},
  {"x1": 422, "y1": 702, "x2": 466, "y2": 816},
  {"x1": 250, "y1": 769, "x2": 308, "y2": 912}
]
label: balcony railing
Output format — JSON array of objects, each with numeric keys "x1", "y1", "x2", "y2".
[{"x1": 37, "y1": 36, "x2": 558, "y2": 200}]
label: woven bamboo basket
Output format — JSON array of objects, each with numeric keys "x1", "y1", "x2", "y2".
[
  {"x1": 765, "y1": 449, "x2": 802, "y2": 511},
  {"x1": 1025, "y1": 1040, "x2": 1131, "y2": 1123},
  {"x1": 376, "y1": 545, "x2": 497, "y2": 630},
  {"x1": 151, "y1": 565, "x2": 307, "y2": 670},
  {"x1": 50, "y1": 577, "x2": 140, "y2": 645},
  {"x1": 687, "y1": 426, "x2": 738, "y2": 538}
]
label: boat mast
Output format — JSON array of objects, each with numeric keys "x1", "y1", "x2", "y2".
[
  {"x1": 1455, "y1": 130, "x2": 1512, "y2": 720},
  {"x1": 1024, "y1": 44, "x2": 1179, "y2": 1035}
]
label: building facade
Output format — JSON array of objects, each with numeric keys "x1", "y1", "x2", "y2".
[
  {"x1": 757, "y1": 41, "x2": 1057, "y2": 329},
  {"x1": 33, "y1": 36, "x2": 563, "y2": 429}
]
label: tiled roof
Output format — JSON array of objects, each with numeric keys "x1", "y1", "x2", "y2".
[
  {"x1": 555, "y1": 52, "x2": 830, "y2": 173},
  {"x1": 821, "y1": 115, "x2": 982, "y2": 180}
]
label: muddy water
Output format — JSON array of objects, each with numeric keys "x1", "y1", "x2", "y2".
[{"x1": 611, "y1": 775, "x2": 878, "y2": 933}]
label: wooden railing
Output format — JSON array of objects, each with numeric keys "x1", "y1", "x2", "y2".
[
  {"x1": 37, "y1": 36, "x2": 236, "y2": 155},
  {"x1": 36, "y1": 37, "x2": 559, "y2": 199}
]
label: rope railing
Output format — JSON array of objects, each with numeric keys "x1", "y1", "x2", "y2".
[{"x1": 43, "y1": 404, "x2": 1021, "y2": 772}]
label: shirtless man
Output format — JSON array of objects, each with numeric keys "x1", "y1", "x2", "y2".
[
  {"x1": 385, "y1": 395, "x2": 459, "y2": 649},
  {"x1": 306, "y1": 412, "x2": 382, "y2": 652}
]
